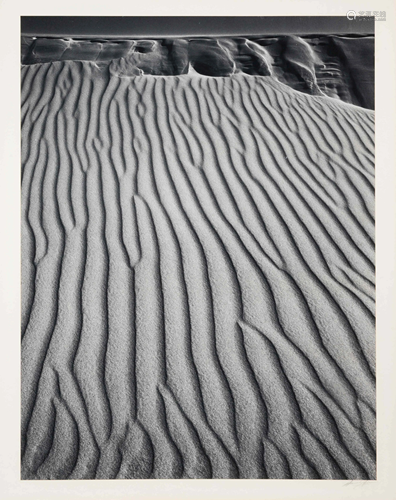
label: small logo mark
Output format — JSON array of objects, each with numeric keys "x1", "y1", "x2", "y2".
[{"x1": 347, "y1": 10, "x2": 357, "y2": 20}]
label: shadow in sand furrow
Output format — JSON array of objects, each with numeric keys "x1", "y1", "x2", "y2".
[{"x1": 21, "y1": 62, "x2": 375, "y2": 479}]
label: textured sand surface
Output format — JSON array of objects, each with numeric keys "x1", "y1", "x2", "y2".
[{"x1": 21, "y1": 61, "x2": 375, "y2": 479}]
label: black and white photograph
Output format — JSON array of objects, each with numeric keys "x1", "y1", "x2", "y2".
[
  {"x1": 20, "y1": 15, "x2": 377, "y2": 480},
  {"x1": 1, "y1": 2, "x2": 396, "y2": 499}
]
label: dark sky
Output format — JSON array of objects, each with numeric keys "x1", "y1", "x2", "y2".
[{"x1": 21, "y1": 16, "x2": 374, "y2": 38}]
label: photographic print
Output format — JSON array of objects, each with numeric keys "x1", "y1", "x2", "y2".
[{"x1": 20, "y1": 16, "x2": 375, "y2": 480}]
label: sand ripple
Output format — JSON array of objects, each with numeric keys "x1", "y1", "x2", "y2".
[{"x1": 21, "y1": 62, "x2": 375, "y2": 479}]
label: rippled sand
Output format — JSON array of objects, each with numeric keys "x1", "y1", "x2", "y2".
[{"x1": 21, "y1": 59, "x2": 375, "y2": 479}]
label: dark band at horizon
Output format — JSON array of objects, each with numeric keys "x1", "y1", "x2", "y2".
[{"x1": 21, "y1": 16, "x2": 375, "y2": 38}]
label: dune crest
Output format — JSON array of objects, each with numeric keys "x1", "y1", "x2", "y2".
[
  {"x1": 21, "y1": 35, "x2": 374, "y2": 109},
  {"x1": 21, "y1": 61, "x2": 375, "y2": 479}
]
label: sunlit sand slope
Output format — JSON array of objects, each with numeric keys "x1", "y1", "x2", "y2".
[{"x1": 21, "y1": 61, "x2": 375, "y2": 480}]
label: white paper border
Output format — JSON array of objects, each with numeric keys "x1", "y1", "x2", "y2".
[{"x1": 1, "y1": 1, "x2": 395, "y2": 499}]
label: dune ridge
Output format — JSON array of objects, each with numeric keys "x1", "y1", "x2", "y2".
[
  {"x1": 21, "y1": 61, "x2": 375, "y2": 480},
  {"x1": 21, "y1": 35, "x2": 374, "y2": 109}
]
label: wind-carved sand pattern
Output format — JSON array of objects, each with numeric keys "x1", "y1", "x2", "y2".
[{"x1": 21, "y1": 55, "x2": 375, "y2": 479}]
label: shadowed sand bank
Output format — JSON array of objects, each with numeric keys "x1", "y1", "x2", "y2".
[{"x1": 21, "y1": 61, "x2": 375, "y2": 479}]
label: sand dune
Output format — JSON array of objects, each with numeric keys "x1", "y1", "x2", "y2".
[
  {"x1": 21, "y1": 35, "x2": 374, "y2": 109},
  {"x1": 21, "y1": 60, "x2": 375, "y2": 479}
]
